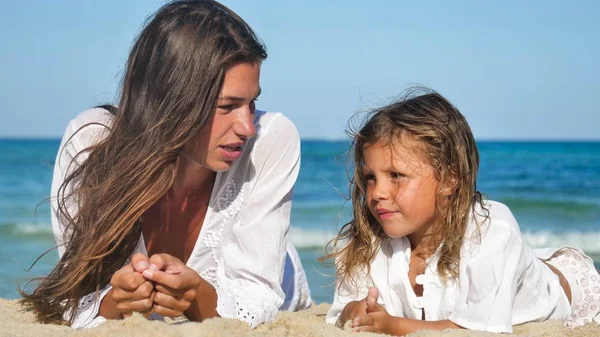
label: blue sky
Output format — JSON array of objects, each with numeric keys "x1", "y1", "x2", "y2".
[{"x1": 1, "y1": 0, "x2": 598, "y2": 140}]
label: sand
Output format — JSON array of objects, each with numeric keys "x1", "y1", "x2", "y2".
[{"x1": 1, "y1": 298, "x2": 599, "y2": 337}]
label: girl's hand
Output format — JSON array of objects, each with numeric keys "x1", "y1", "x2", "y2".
[
  {"x1": 109, "y1": 253, "x2": 155, "y2": 318},
  {"x1": 336, "y1": 297, "x2": 369, "y2": 328},
  {"x1": 141, "y1": 253, "x2": 201, "y2": 318},
  {"x1": 351, "y1": 287, "x2": 394, "y2": 334}
]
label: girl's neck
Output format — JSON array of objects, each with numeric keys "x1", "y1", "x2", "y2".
[{"x1": 408, "y1": 222, "x2": 443, "y2": 257}]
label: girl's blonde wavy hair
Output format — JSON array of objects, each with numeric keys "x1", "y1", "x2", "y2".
[{"x1": 322, "y1": 87, "x2": 487, "y2": 291}]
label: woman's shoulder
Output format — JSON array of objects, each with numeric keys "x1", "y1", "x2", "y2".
[
  {"x1": 253, "y1": 111, "x2": 300, "y2": 147},
  {"x1": 67, "y1": 107, "x2": 114, "y2": 130},
  {"x1": 58, "y1": 107, "x2": 113, "y2": 157}
]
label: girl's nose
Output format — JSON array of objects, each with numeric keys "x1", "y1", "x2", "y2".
[{"x1": 372, "y1": 181, "x2": 390, "y2": 200}]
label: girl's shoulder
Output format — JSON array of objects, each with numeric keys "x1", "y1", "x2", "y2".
[
  {"x1": 472, "y1": 199, "x2": 520, "y2": 233},
  {"x1": 464, "y1": 200, "x2": 524, "y2": 254}
]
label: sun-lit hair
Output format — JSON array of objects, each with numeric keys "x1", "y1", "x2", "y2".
[
  {"x1": 322, "y1": 87, "x2": 487, "y2": 291},
  {"x1": 19, "y1": 0, "x2": 267, "y2": 325}
]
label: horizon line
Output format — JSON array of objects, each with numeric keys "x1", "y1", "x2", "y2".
[{"x1": 1, "y1": 136, "x2": 599, "y2": 143}]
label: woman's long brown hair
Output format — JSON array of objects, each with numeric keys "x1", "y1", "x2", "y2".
[
  {"x1": 322, "y1": 87, "x2": 488, "y2": 292},
  {"x1": 19, "y1": 0, "x2": 266, "y2": 325}
]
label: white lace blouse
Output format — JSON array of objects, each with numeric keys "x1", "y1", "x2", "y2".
[
  {"x1": 51, "y1": 108, "x2": 301, "y2": 329},
  {"x1": 325, "y1": 200, "x2": 572, "y2": 333}
]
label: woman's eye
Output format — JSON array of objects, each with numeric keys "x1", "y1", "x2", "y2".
[
  {"x1": 364, "y1": 174, "x2": 375, "y2": 181},
  {"x1": 218, "y1": 104, "x2": 234, "y2": 111}
]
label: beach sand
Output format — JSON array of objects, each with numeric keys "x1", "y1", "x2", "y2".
[{"x1": 1, "y1": 298, "x2": 599, "y2": 337}]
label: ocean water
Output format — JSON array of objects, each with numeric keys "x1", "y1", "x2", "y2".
[{"x1": 0, "y1": 139, "x2": 599, "y2": 305}]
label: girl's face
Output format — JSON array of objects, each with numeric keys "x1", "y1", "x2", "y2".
[
  {"x1": 181, "y1": 62, "x2": 261, "y2": 172},
  {"x1": 362, "y1": 138, "x2": 447, "y2": 245}
]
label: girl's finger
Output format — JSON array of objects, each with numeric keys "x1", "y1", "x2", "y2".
[
  {"x1": 353, "y1": 325, "x2": 375, "y2": 333},
  {"x1": 351, "y1": 314, "x2": 372, "y2": 328}
]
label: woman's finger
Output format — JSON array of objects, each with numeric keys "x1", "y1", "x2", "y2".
[
  {"x1": 113, "y1": 281, "x2": 153, "y2": 302},
  {"x1": 153, "y1": 291, "x2": 191, "y2": 313},
  {"x1": 143, "y1": 269, "x2": 199, "y2": 291},
  {"x1": 155, "y1": 283, "x2": 196, "y2": 300},
  {"x1": 153, "y1": 304, "x2": 185, "y2": 318},
  {"x1": 147, "y1": 253, "x2": 183, "y2": 274},
  {"x1": 114, "y1": 268, "x2": 148, "y2": 291},
  {"x1": 116, "y1": 297, "x2": 154, "y2": 315},
  {"x1": 130, "y1": 253, "x2": 150, "y2": 273}
]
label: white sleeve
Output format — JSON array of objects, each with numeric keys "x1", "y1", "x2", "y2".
[
  {"x1": 50, "y1": 108, "x2": 114, "y2": 329},
  {"x1": 448, "y1": 203, "x2": 525, "y2": 333},
  {"x1": 215, "y1": 114, "x2": 300, "y2": 328}
]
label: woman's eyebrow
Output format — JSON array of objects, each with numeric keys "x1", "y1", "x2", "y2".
[{"x1": 219, "y1": 88, "x2": 262, "y2": 101}]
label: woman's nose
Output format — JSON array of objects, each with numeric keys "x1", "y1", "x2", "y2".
[{"x1": 234, "y1": 110, "x2": 256, "y2": 139}]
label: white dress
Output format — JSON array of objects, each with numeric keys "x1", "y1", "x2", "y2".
[
  {"x1": 326, "y1": 200, "x2": 571, "y2": 333},
  {"x1": 51, "y1": 108, "x2": 312, "y2": 329}
]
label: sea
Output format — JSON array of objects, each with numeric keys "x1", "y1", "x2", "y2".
[{"x1": 1, "y1": 139, "x2": 599, "y2": 305}]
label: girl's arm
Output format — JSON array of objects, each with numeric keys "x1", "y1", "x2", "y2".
[
  {"x1": 352, "y1": 289, "x2": 462, "y2": 335},
  {"x1": 353, "y1": 313, "x2": 462, "y2": 335}
]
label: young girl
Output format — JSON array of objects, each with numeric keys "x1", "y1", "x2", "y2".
[
  {"x1": 20, "y1": 0, "x2": 311, "y2": 329},
  {"x1": 324, "y1": 88, "x2": 600, "y2": 334}
]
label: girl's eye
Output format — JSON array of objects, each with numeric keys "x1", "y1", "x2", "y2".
[
  {"x1": 364, "y1": 173, "x2": 375, "y2": 182},
  {"x1": 391, "y1": 172, "x2": 404, "y2": 179}
]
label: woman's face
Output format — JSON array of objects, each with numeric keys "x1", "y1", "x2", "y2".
[{"x1": 182, "y1": 62, "x2": 261, "y2": 172}]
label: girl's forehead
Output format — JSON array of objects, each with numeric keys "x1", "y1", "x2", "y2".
[
  {"x1": 362, "y1": 140, "x2": 431, "y2": 169},
  {"x1": 364, "y1": 134, "x2": 428, "y2": 159}
]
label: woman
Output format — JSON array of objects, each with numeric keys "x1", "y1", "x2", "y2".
[{"x1": 20, "y1": 0, "x2": 311, "y2": 329}]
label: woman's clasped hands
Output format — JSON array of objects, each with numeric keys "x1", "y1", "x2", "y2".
[{"x1": 109, "y1": 253, "x2": 201, "y2": 319}]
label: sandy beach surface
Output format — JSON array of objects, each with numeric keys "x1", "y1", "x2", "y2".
[{"x1": 1, "y1": 298, "x2": 599, "y2": 337}]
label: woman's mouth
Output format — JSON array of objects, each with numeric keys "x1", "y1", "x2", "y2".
[{"x1": 219, "y1": 144, "x2": 243, "y2": 160}]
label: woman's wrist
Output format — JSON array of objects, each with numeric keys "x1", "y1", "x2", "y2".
[{"x1": 97, "y1": 288, "x2": 123, "y2": 320}]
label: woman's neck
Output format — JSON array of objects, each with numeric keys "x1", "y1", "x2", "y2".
[{"x1": 169, "y1": 156, "x2": 216, "y2": 209}]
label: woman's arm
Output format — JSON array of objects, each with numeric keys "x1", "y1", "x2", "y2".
[
  {"x1": 51, "y1": 108, "x2": 151, "y2": 328},
  {"x1": 214, "y1": 112, "x2": 301, "y2": 328}
]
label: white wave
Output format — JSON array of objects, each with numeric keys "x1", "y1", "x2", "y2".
[
  {"x1": 289, "y1": 227, "x2": 338, "y2": 249},
  {"x1": 7, "y1": 222, "x2": 600, "y2": 257},
  {"x1": 0, "y1": 222, "x2": 53, "y2": 236},
  {"x1": 289, "y1": 227, "x2": 600, "y2": 255},
  {"x1": 523, "y1": 230, "x2": 600, "y2": 254}
]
